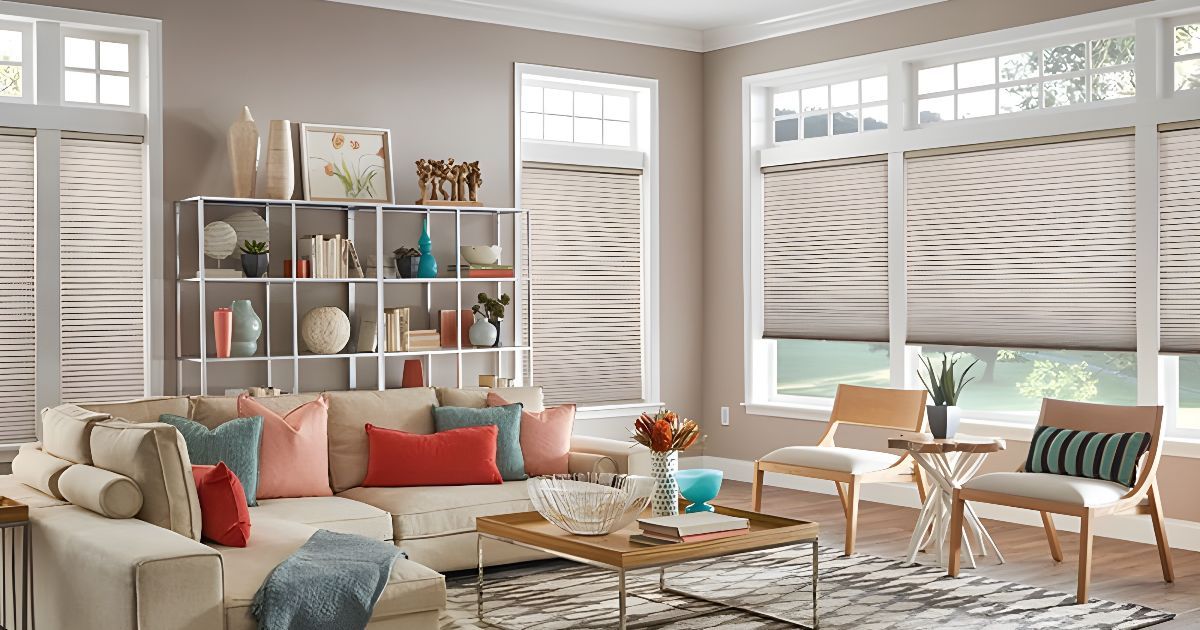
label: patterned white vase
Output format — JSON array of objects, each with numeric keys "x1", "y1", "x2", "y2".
[{"x1": 650, "y1": 451, "x2": 679, "y2": 517}]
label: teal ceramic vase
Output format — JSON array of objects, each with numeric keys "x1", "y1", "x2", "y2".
[
  {"x1": 230, "y1": 299, "x2": 261, "y2": 357},
  {"x1": 417, "y1": 219, "x2": 438, "y2": 278},
  {"x1": 676, "y1": 468, "x2": 723, "y2": 513}
]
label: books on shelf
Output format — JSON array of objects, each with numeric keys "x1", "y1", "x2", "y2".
[
  {"x1": 630, "y1": 513, "x2": 750, "y2": 545},
  {"x1": 404, "y1": 330, "x2": 441, "y2": 351},
  {"x1": 384, "y1": 307, "x2": 410, "y2": 352},
  {"x1": 298, "y1": 234, "x2": 365, "y2": 279},
  {"x1": 438, "y1": 310, "x2": 473, "y2": 348},
  {"x1": 448, "y1": 264, "x2": 515, "y2": 279}
]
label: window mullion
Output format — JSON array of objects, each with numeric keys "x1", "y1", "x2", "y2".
[{"x1": 33, "y1": 130, "x2": 62, "y2": 427}]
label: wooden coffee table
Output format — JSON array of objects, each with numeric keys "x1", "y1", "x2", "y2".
[{"x1": 475, "y1": 504, "x2": 820, "y2": 629}]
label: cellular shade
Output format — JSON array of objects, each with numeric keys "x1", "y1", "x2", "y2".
[
  {"x1": 761, "y1": 156, "x2": 889, "y2": 342},
  {"x1": 905, "y1": 132, "x2": 1137, "y2": 350},
  {"x1": 0, "y1": 133, "x2": 37, "y2": 442},
  {"x1": 1160, "y1": 124, "x2": 1200, "y2": 353}
]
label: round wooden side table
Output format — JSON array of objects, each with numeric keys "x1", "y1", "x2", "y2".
[{"x1": 888, "y1": 435, "x2": 1006, "y2": 569}]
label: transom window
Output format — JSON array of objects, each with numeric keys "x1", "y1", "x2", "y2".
[
  {"x1": 63, "y1": 31, "x2": 133, "y2": 107},
  {"x1": 916, "y1": 35, "x2": 1135, "y2": 124},
  {"x1": 772, "y1": 75, "x2": 887, "y2": 143},
  {"x1": 520, "y1": 83, "x2": 633, "y2": 147},
  {"x1": 0, "y1": 22, "x2": 29, "y2": 100},
  {"x1": 1176, "y1": 23, "x2": 1200, "y2": 91}
]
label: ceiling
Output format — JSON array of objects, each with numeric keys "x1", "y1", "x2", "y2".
[{"x1": 326, "y1": 0, "x2": 952, "y2": 52}]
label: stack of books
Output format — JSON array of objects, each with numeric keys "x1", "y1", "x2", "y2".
[
  {"x1": 630, "y1": 512, "x2": 750, "y2": 545},
  {"x1": 448, "y1": 263, "x2": 515, "y2": 279},
  {"x1": 298, "y1": 234, "x2": 365, "y2": 279},
  {"x1": 404, "y1": 330, "x2": 440, "y2": 351},
  {"x1": 384, "y1": 307, "x2": 409, "y2": 352}
]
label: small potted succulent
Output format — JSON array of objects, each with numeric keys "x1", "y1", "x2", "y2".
[
  {"x1": 392, "y1": 246, "x2": 420, "y2": 279},
  {"x1": 469, "y1": 292, "x2": 509, "y2": 348},
  {"x1": 240, "y1": 240, "x2": 269, "y2": 278},
  {"x1": 917, "y1": 353, "x2": 978, "y2": 439}
]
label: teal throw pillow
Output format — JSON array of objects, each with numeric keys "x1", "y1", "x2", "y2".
[
  {"x1": 160, "y1": 413, "x2": 263, "y2": 505},
  {"x1": 433, "y1": 404, "x2": 526, "y2": 481},
  {"x1": 1025, "y1": 424, "x2": 1151, "y2": 488}
]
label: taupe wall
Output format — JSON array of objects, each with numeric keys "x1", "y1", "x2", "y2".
[
  {"x1": 699, "y1": 0, "x2": 1200, "y2": 523},
  {"x1": 23, "y1": 0, "x2": 705, "y2": 426}
]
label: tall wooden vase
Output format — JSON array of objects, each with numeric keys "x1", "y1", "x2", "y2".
[
  {"x1": 228, "y1": 106, "x2": 259, "y2": 198},
  {"x1": 264, "y1": 119, "x2": 294, "y2": 200}
]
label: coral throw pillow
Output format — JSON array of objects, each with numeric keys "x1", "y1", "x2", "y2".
[
  {"x1": 192, "y1": 463, "x2": 251, "y2": 547},
  {"x1": 487, "y1": 392, "x2": 575, "y2": 476},
  {"x1": 238, "y1": 393, "x2": 333, "y2": 499},
  {"x1": 362, "y1": 424, "x2": 502, "y2": 487}
]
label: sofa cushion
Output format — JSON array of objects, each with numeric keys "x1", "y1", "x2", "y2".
[
  {"x1": 12, "y1": 443, "x2": 73, "y2": 499},
  {"x1": 193, "y1": 463, "x2": 252, "y2": 547},
  {"x1": 89, "y1": 419, "x2": 203, "y2": 540},
  {"x1": 437, "y1": 386, "x2": 544, "y2": 412},
  {"x1": 326, "y1": 389, "x2": 439, "y2": 493},
  {"x1": 189, "y1": 393, "x2": 319, "y2": 429},
  {"x1": 489, "y1": 392, "x2": 574, "y2": 476},
  {"x1": 161, "y1": 414, "x2": 263, "y2": 506},
  {"x1": 250, "y1": 496, "x2": 392, "y2": 541},
  {"x1": 433, "y1": 404, "x2": 526, "y2": 481},
  {"x1": 215, "y1": 518, "x2": 446, "y2": 630},
  {"x1": 77, "y1": 397, "x2": 189, "y2": 423},
  {"x1": 59, "y1": 464, "x2": 143, "y2": 519},
  {"x1": 238, "y1": 394, "x2": 333, "y2": 499},
  {"x1": 338, "y1": 481, "x2": 534, "y2": 539},
  {"x1": 363, "y1": 424, "x2": 503, "y2": 488},
  {"x1": 41, "y1": 404, "x2": 110, "y2": 464}
]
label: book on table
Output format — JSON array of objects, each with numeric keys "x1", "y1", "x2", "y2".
[{"x1": 631, "y1": 512, "x2": 750, "y2": 544}]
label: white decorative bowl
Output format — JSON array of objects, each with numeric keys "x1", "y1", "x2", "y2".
[
  {"x1": 460, "y1": 245, "x2": 501, "y2": 266},
  {"x1": 527, "y1": 473, "x2": 654, "y2": 536},
  {"x1": 301, "y1": 306, "x2": 351, "y2": 355}
]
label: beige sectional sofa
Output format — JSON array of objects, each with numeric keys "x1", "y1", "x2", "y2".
[{"x1": 4, "y1": 387, "x2": 650, "y2": 630}]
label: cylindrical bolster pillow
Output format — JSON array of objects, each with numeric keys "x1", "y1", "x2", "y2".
[
  {"x1": 12, "y1": 446, "x2": 74, "y2": 499},
  {"x1": 58, "y1": 464, "x2": 143, "y2": 519},
  {"x1": 568, "y1": 452, "x2": 619, "y2": 475}
]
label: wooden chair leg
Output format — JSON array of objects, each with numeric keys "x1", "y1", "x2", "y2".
[
  {"x1": 914, "y1": 467, "x2": 928, "y2": 505},
  {"x1": 1077, "y1": 511, "x2": 1094, "y2": 605},
  {"x1": 947, "y1": 490, "x2": 965, "y2": 577},
  {"x1": 843, "y1": 478, "x2": 860, "y2": 556},
  {"x1": 1148, "y1": 485, "x2": 1175, "y2": 583},
  {"x1": 751, "y1": 461, "x2": 764, "y2": 512},
  {"x1": 834, "y1": 481, "x2": 849, "y2": 516},
  {"x1": 1041, "y1": 512, "x2": 1063, "y2": 563}
]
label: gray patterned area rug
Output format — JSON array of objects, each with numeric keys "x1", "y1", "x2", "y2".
[{"x1": 440, "y1": 545, "x2": 1174, "y2": 629}]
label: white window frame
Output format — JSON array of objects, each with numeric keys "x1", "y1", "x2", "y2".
[
  {"x1": 742, "y1": 0, "x2": 1200, "y2": 454},
  {"x1": 1169, "y1": 15, "x2": 1200, "y2": 92},
  {"x1": 514, "y1": 63, "x2": 661, "y2": 421},
  {"x1": 771, "y1": 72, "x2": 889, "y2": 144},
  {"x1": 0, "y1": 19, "x2": 33, "y2": 103},
  {"x1": 520, "y1": 78, "x2": 638, "y2": 148},
  {"x1": 60, "y1": 27, "x2": 139, "y2": 109}
]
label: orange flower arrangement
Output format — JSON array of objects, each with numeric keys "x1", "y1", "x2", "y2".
[{"x1": 632, "y1": 409, "x2": 700, "y2": 453}]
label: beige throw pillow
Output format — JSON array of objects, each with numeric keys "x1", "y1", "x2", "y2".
[
  {"x1": 435, "y1": 386, "x2": 545, "y2": 412},
  {"x1": 41, "y1": 404, "x2": 111, "y2": 464},
  {"x1": 11, "y1": 444, "x2": 73, "y2": 499},
  {"x1": 326, "y1": 388, "x2": 439, "y2": 492},
  {"x1": 59, "y1": 464, "x2": 143, "y2": 519}
]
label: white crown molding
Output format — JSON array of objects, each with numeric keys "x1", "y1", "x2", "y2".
[{"x1": 325, "y1": 0, "x2": 952, "y2": 53}]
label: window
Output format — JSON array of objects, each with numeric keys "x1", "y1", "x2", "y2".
[
  {"x1": 917, "y1": 35, "x2": 1135, "y2": 124},
  {"x1": 520, "y1": 84, "x2": 633, "y2": 147},
  {"x1": 1176, "y1": 22, "x2": 1200, "y2": 91},
  {"x1": 1176, "y1": 356, "x2": 1200, "y2": 431},
  {"x1": 0, "y1": 21, "x2": 30, "y2": 100},
  {"x1": 772, "y1": 75, "x2": 887, "y2": 142},
  {"x1": 776, "y1": 340, "x2": 890, "y2": 399},
  {"x1": 63, "y1": 31, "x2": 134, "y2": 107}
]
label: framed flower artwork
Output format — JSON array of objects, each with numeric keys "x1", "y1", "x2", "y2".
[{"x1": 299, "y1": 123, "x2": 394, "y2": 203}]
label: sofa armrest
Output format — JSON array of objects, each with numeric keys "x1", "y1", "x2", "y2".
[
  {"x1": 34, "y1": 504, "x2": 223, "y2": 630},
  {"x1": 569, "y1": 436, "x2": 651, "y2": 476}
]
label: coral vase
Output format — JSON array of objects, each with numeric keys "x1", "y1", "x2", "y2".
[
  {"x1": 650, "y1": 451, "x2": 680, "y2": 517},
  {"x1": 213, "y1": 308, "x2": 232, "y2": 358}
]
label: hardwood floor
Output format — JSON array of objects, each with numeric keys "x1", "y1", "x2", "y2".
[{"x1": 717, "y1": 480, "x2": 1200, "y2": 627}]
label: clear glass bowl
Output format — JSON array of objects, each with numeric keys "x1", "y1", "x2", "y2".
[{"x1": 527, "y1": 473, "x2": 654, "y2": 536}]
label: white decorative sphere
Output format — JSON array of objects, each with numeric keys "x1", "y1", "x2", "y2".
[
  {"x1": 301, "y1": 307, "x2": 350, "y2": 355},
  {"x1": 203, "y1": 221, "x2": 238, "y2": 260}
]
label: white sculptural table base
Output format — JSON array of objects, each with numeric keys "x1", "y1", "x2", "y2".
[{"x1": 889, "y1": 436, "x2": 1007, "y2": 569}]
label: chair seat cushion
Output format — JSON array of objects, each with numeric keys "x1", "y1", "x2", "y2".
[
  {"x1": 759, "y1": 446, "x2": 897, "y2": 474},
  {"x1": 963, "y1": 472, "x2": 1129, "y2": 507},
  {"x1": 338, "y1": 481, "x2": 533, "y2": 539},
  {"x1": 249, "y1": 496, "x2": 393, "y2": 541}
]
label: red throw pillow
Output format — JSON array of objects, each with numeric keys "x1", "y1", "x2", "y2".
[
  {"x1": 192, "y1": 463, "x2": 252, "y2": 547},
  {"x1": 362, "y1": 424, "x2": 503, "y2": 487}
]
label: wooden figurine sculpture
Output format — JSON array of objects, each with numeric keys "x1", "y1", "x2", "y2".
[{"x1": 415, "y1": 158, "x2": 482, "y2": 206}]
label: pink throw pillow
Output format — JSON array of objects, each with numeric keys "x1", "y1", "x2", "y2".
[
  {"x1": 238, "y1": 394, "x2": 333, "y2": 498},
  {"x1": 487, "y1": 392, "x2": 575, "y2": 476}
]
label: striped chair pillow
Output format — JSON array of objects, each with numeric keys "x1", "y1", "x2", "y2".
[{"x1": 1024, "y1": 425, "x2": 1151, "y2": 488}]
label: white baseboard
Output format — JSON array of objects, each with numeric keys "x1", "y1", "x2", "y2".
[{"x1": 682, "y1": 455, "x2": 1200, "y2": 553}]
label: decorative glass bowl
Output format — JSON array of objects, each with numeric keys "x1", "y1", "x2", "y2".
[
  {"x1": 527, "y1": 473, "x2": 654, "y2": 536},
  {"x1": 676, "y1": 468, "x2": 723, "y2": 513}
]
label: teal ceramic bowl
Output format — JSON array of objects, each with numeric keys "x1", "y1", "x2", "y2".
[{"x1": 676, "y1": 468, "x2": 723, "y2": 513}]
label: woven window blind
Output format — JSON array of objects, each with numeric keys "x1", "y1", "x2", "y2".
[
  {"x1": 1160, "y1": 125, "x2": 1200, "y2": 353},
  {"x1": 521, "y1": 164, "x2": 643, "y2": 406},
  {"x1": 59, "y1": 137, "x2": 146, "y2": 402},
  {"x1": 0, "y1": 134, "x2": 37, "y2": 442},
  {"x1": 761, "y1": 157, "x2": 889, "y2": 342},
  {"x1": 906, "y1": 133, "x2": 1137, "y2": 350}
]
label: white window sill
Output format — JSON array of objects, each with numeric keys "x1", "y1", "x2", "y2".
[
  {"x1": 575, "y1": 402, "x2": 664, "y2": 422},
  {"x1": 744, "y1": 401, "x2": 1200, "y2": 459}
]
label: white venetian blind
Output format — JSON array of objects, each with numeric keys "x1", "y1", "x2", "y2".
[
  {"x1": 761, "y1": 157, "x2": 889, "y2": 341},
  {"x1": 59, "y1": 136, "x2": 147, "y2": 402},
  {"x1": 521, "y1": 163, "x2": 644, "y2": 406},
  {"x1": 1160, "y1": 124, "x2": 1200, "y2": 353},
  {"x1": 906, "y1": 132, "x2": 1137, "y2": 350},
  {"x1": 0, "y1": 133, "x2": 37, "y2": 442}
]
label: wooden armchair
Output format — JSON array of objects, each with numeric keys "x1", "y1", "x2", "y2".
[
  {"x1": 752, "y1": 384, "x2": 928, "y2": 555},
  {"x1": 948, "y1": 398, "x2": 1172, "y2": 604}
]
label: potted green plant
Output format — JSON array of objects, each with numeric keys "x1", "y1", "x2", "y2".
[
  {"x1": 470, "y1": 292, "x2": 510, "y2": 348},
  {"x1": 240, "y1": 239, "x2": 269, "y2": 278},
  {"x1": 392, "y1": 246, "x2": 420, "y2": 279},
  {"x1": 917, "y1": 353, "x2": 979, "y2": 439}
]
